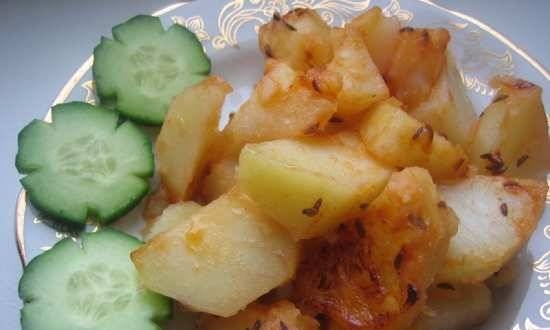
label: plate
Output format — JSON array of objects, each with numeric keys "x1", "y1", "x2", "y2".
[{"x1": 14, "y1": 0, "x2": 550, "y2": 329}]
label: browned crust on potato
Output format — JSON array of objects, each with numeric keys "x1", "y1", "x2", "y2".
[{"x1": 293, "y1": 168, "x2": 456, "y2": 330}]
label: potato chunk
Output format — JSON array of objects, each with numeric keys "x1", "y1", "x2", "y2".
[
  {"x1": 348, "y1": 6, "x2": 401, "y2": 75},
  {"x1": 468, "y1": 76, "x2": 550, "y2": 180},
  {"x1": 223, "y1": 60, "x2": 336, "y2": 156},
  {"x1": 409, "y1": 54, "x2": 477, "y2": 146},
  {"x1": 198, "y1": 157, "x2": 238, "y2": 203},
  {"x1": 198, "y1": 300, "x2": 319, "y2": 330},
  {"x1": 238, "y1": 138, "x2": 392, "y2": 240},
  {"x1": 437, "y1": 175, "x2": 547, "y2": 283},
  {"x1": 410, "y1": 283, "x2": 492, "y2": 330},
  {"x1": 327, "y1": 130, "x2": 369, "y2": 155},
  {"x1": 143, "y1": 185, "x2": 171, "y2": 222},
  {"x1": 387, "y1": 27, "x2": 450, "y2": 109},
  {"x1": 359, "y1": 99, "x2": 468, "y2": 180},
  {"x1": 132, "y1": 189, "x2": 298, "y2": 317},
  {"x1": 156, "y1": 76, "x2": 232, "y2": 201},
  {"x1": 293, "y1": 168, "x2": 458, "y2": 330},
  {"x1": 142, "y1": 201, "x2": 201, "y2": 241},
  {"x1": 486, "y1": 257, "x2": 520, "y2": 288},
  {"x1": 259, "y1": 8, "x2": 332, "y2": 71},
  {"x1": 307, "y1": 28, "x2": 389, "y2": 118}
]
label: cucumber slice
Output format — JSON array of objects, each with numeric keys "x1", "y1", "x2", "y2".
[
  {"x1": 93, "y1": 15, "x2": 211, "y2": 125},
  {"x1": 16, "y1": 102, "x2": 154, "y2": 227},
  {"x1": 19, "y1": 229, "x2": 171, "y2": 330}
]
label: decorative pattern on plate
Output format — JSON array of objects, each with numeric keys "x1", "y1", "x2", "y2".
[
  {"x1": 513, "y1": 225, "x2": 550, "y2": 329},
  {"x1": 172, "y1": 15, "x2": 211, "y2": 41},
  {"x1": 543, "y1": 301, "x2": 550, "y2": 321},
  {"x1": 211, "y1": 0, "x2": 371, "y2": 49},
  {"x1": 534, "y1": 226, "x2": 550, "y2": 294},
  {"x1": 459, "y1": 72, "x2": 495, "y2": 96},
  {"x1": 446, "y1": 21, "x2": 515, "y2": 96},
  {"x1": 382, "y1": 0, "x2": 412, "y2": 22},
  {"x1": 513, "y1": 319, "x2": 550, "y2": 330},
  {"x1": 81, "y1": 80, "x2": 96, "y2": 105}
]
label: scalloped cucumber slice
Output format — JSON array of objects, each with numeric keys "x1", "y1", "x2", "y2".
[
  {"x1": 19, "y1": 229, "x2": 171, "y2": 330},
  {"x1": 15, "y1": 102, "x2": 154, "y2": 227},
  {"x1": 93, "y1": 15, "x2": 211, "y2": 125}
]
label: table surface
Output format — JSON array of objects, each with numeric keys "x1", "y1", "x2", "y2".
[{"x1": 0, "y1": 0, "x2": 548, "y2": 328}]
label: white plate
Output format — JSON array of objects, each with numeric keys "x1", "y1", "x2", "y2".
[{"x1": 14, "y1": 1, "x2": 550, "y2": 329}]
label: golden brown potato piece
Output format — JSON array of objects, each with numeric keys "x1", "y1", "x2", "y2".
[
  {"x1": 198, "y1": 300, "x2": 319, "y2": 330},
  {"x1": 156, "y1": 76, "x2": 232, "y2": 201},
  {"x1": 409, "y1": 54, "x2": 477, "y2": 147},
  {"x1": 307, "y1": 28, "x2": 389, "y2": 118},
  {"x1": 410, "y1": 283, "x2": 492, "y2": 330},
  {"x1": 293, "y1": 167, "x2": 457, "y2": 330},
  {"x1": 387, "y1": 27, "x2": 450, "y2": 109},
  {"x1": 486, "y1": 257, "x2": 520, "y2": 288},
  {"x1": 142, "y1": 185, "x2": 171, "y2": 222},
  {"x1": 132, "y1": 188, "x2": 298, "y2": 317},
  {"x1": 326, "y1": 130, "x2": 369, "y2": 155},
  {"x1": 238, "y1": 137, "x2": 392, "y2": 240},
  {"x1": 142, "y1": 201, "x2": 202, "y2": 241},
  {"x1": 198, "y1": 157, "x2": 238, "y2": 203},
  {"x1": 259, "y1": 9, "x2": 333, "y2": 71},
  {"x1": 437, "y1": 175, "x2": 547, "y2": 283},
  {"x1": 468, "y1": 76, "x2": 550, "y2": 180},
  {"x1": 223, "y1": 60, "x2": 336, "y2": 157},
  {"x1": 348, "y1": 6, "x2": 401, "y2": 75},
  {"x1": 359, "y1": 99, "x2": 469, "y2": 180}
]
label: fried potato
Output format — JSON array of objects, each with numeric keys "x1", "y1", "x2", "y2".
[
  {"x1": 143, "y1": 185, "x2": 171, "y2": 222},
  {"x1": 387, "y1": 27, "x2": 450, "y2": 109},
  {"x1": 293, "y1": 167, "x2": 458, "y2": 330},
  {"x1": 198, "y1": 157, "x2": 238, "y2": 203},
  {"x1": 326, "y1": 130, "x2": 369, "y2": 155},
  {"x1": 223, "y1": 60, "x2": 336, "y2": 157},
  {"x1": 437, "y1": 175, "x2": 547, "y2": 283},
  {"x1": 142, "y1": 201, "x2": 201, "y2": 241},
  {"x1": 348, "y1": 6, "x2": 401, "y2": 75},
  {"x1": 238, "y1": 137, "x2": 392, "y2": 240},
  {"x1": 156, "y1": 76, "x2": 232, "y2": 201},
  {"x1": 259, "y1": 8, "x2": 333, "y2": 71},
  {"x1": 468, "y1": 76, "x2": 550, "y2": 180},
  {"x1": 410, "y1": 283, "x2": 492, "y2": 330},
  {"x1": 486, "y1": 257, "x2": 520, "y2": 289},
  {"x1": 409, "y1": 54, "x2": 477, "y2": 146},
  {"x1": 359, "y1": 99, "x2": 469, "y2": 180},
  {"x1": 198, "y1": 300, "x2": 319, "y2": 330},
  {"x1": 307, "y1": 28, "x2": 389, "y2": 118},
  {"x1": 132, "y1": 188, "x2": 298, "y2": 317}
]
